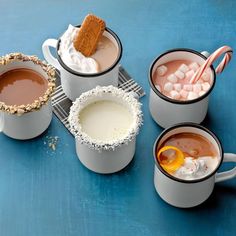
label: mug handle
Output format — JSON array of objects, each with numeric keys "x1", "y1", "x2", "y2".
[
  {"x1": 42, "y1": 39, "x2": 61, "y2": 70},
  {"x1": 201, "y1": 51, "x2": 210, "y2": 58},
  {"x1": 215, "y1": 153, "x2": 236, "y2": 183}
]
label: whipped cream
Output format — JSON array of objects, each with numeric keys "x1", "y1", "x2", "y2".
[
  {"x1": 58, "y1": 25, "x2": 99, "y2": 73},
  {"x1": 174, "y1": 156, "x2": 218, "y2": 180}
]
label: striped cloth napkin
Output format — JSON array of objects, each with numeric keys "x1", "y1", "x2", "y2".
[{"x1": 52, "y1": 66, "x2": 145, "y2": 133}]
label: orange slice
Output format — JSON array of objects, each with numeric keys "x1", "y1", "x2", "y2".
[{"x1": 157, "y1": 146, "x2": 184, "y2": 173}]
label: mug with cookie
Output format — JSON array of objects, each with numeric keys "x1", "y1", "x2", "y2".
[{"x1": 42, "y1": 14, "x2": 122, "y2": 101}]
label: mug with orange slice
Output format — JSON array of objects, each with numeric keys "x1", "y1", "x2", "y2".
[{"x1": 153, "y1": 123, "x2": 236, "y2": 208}]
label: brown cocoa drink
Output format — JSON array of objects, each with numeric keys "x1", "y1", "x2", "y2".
[
  {"x1": 0, "y1": 68, "x2": 48, "y2": 106},
  {"x1": 91, "y1": 35, "x2": 118, "y2": 72},
  {"x1": 157, "y1": 132, "x2": 219, "y2": 180},
  {"x1": 153, "y1": 60, "x2": 212, "y2": 101}
]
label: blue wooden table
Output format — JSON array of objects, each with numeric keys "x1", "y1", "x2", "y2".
[{"x1": 0, "y1": 1, "x2": 236, "y2": 235}]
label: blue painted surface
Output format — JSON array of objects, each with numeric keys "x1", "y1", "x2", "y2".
[{"x1": 0, "y1": 0, "x2": 236, "y2": 235}]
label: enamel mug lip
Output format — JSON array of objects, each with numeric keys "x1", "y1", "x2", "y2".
[
  {"x1": 148, "y1": 48, "x2": 216, "y2": 104},
  {"x1": 56, "y1": 25, "x2": 123, "y2": 77},
  {"x1": 153, "y1": 122, "x2": 224, "y2": 184}
]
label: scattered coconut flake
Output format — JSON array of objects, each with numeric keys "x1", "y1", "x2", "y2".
[{"x1": 45, "y1": 136, "x2": 59, "y2": 151}]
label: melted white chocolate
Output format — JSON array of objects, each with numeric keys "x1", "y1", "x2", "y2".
[{"x1": 79, "y1": 100, "x2": 133, "y2": 142}]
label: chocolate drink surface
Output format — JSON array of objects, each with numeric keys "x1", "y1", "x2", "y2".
[
  {"x1": 158, "y1": 132, "x2": 219, "y2": 180},
  {"x1": 153, "y1": 60, "x2": 212, "y2": 101},
  {"x1": 91, "y1": 35, "x2": 118, "y2": 72},
  {"x1": 0, "y1": 68, "x2": 48, "y2": 106}
]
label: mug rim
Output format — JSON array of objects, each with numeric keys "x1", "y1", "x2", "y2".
[
  {"x1": 56, "y1": 25, "x2": 123, "y2": 77},
  {"x1": 153, "y1": 122, "x2": 224, "y2": 184},
  {"x1": 148, "y1": 48, "x2": 216, "y2": 105},
  {"x1": 68, "y1": 86, "x2": 143, "y2": 151},
  {"x1": 0, "y1": 53, "x2": 55, "y2": 116}
]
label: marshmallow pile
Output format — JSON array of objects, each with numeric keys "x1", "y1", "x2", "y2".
[{"x1": 155, "y1": 63, "x2": 212, "y2": 101}]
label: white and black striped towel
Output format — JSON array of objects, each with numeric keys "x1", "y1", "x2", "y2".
[{"x1": 52, "y1": 66, "x2": 145, "y2": 133}]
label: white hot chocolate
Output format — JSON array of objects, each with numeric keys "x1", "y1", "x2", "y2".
[{"x1": 79, "y1": 100, "x2": 133, "y2": 142}]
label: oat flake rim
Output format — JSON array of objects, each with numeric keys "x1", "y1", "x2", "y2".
[
  {"x1": 68, "y1": 86, "x2": 143, "y2": 151},
  {"x1": 0, "y1": 53, "x2": 56, "y2": 115}
]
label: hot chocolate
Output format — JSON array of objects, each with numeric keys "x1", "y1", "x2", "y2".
[
  {"x1": 0, "y1": 68, "x2": 48, "y2": 106},
  {"x1": 157, "y1": 132, "x2": 219, "y2": 180},
  {"x1": 92, "y1": 35, "x2": 118, "y2": 72},
  {"x1": 153, "y1": 60, "x2": 213, "y2": 101},
  {"x1": 58, "y1": 25, "x2": 118, "y2": 73}
]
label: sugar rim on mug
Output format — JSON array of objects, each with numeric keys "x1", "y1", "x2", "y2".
[
  {"x1": 68, "y1": 86, "x2": 143, "y2": 151},
  {"x1": 148, "y1": 48, "x2": 216, "y2": 104},
  {"x1": 153, "y1": 123, "x2": 224, "y2": 184},
  {"x1": 0, "y1": 53, "x2": 56, "y2": 115},
  {"x1": 56, "y1": 26, "x2": 123, "y2": 77}
]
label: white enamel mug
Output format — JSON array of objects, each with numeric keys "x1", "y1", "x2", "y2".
[
  {"x1": 0, "y1": 103, "x2": 52, "y2": 140},
  {"x1": 153, "y1": 123, "x2": 236, "y2": 208},
  {"x1": 149, "y1": 49, "x2": 215, "y2": 128},
  {"x1": 42, "y1": 27, "x2": 122, "y2": 101},
  {"x1": 68, "y1": 86, "x2": 142, "y2": 174},
  {"x1": 75, "y1": 138, "x2": 136, "y2": 174},
  {"x1": 0, "y1": 55, "x2": 55, "y2": 140}
]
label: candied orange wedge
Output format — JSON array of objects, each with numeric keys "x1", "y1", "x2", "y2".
[{"x1": 157, "y1": 146, "x2": 184, "y2": 173}]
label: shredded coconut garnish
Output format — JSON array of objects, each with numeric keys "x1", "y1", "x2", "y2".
[
  {"x1": 0, "y1": 53, "x2": 56, "y2": 115},
  {"x1": 68, "y1": 86, "x2": 143, "y2": 151}
]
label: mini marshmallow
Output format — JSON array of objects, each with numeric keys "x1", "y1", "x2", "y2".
[
  {"x1": 180, "y1": 89, "x2": 188, "y2": 99},
  {"x1": 183, "y1": 84, "x2": 193, "y2": 91},
  {"x1": 157, "y1": 65, "x2": 168, "y2": 76},
  {"x1": 185, "y1": 70, "x2": 195, "y2": 81},
  {"x1": 164, "y1": 82, "x2": 173, "y2": 92},
  {"x1": 155, "y1": 84, "x2": 161, "y2": 92},
  {"x1": 178, "y1": 64, "x2": 189, "y2": 73},
  {"x1": 189, "y1": 62, "x2": 199, "y2": 72},
  {"x1": 174, "y1": 70, "x2": 185, "y2": 80},
  {"x1": 170, "y1": 90, "x2": 180, "y2": 100},
  {"x1": 193, "y1": 84, "x2": 202, "y2": 93},
  {"x1": 187, "y1": 92, "x2": 198, "y2": 100},
  {"x1": 199, "y1": 90, "x2": 206, "y2": 97},
  {"x1": 167, "y1": 74, "x2": 178, "y2": 83},
  {"x1": 201, "y1": 72, "x2": 210, "y2": 81},
  {"x1": 202, "y1": 82, "x2": 211, "y2": 91},
  {"x1": 174, "y1": 83, "x2": 182, "y2": 92}
]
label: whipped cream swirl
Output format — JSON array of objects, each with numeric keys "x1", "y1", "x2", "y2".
[
  {"x1": 58, "y1": 25, "x2": 99, "y2": 73},
  {"x1": 174, "y1": 156, "x2": 218, "y2": 180}
]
